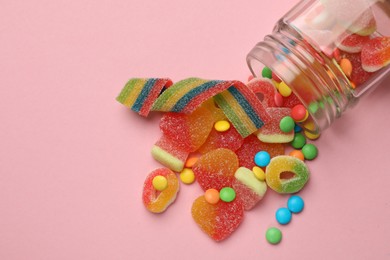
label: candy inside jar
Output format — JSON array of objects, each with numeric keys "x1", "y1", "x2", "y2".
[{"x1": 247, "y1": 0, "x2": 390, "y2": 134}]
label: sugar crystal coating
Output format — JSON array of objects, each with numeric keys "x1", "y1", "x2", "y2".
[
  {"x1": 143, "y1": 168, "x2": 180, "y2": 213},
  {"x1": 232, "y1": 167, "x2": 267, "y2": 210},
  {"x1": 265, "y1": 155, "x2": 310, "y2": 194},
  {"x1": 257, "y1": 107, "x2": 294, "y2": 143},
  {"x1": 193, "y1": 148, "x2": 239, "y2": 191},
  {"x1": 191, "y1": 195, "x2": 244, "y2": 241},
  {"x1": 198, "y1": 126, "x2": 244, "y2": 154},
  {"x1": 235, "y1": 135, "x2": 285, "y2": 169}
]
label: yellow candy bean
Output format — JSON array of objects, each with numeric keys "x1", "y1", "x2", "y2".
[
  {"x1": 278, "y1": 82, "x2": 292, "y2": 97},
  {"x1": 214, "y1": 120, "x2": 230, "y2": 132},
  {"x1": 252, "y1": 166, "x2": 266, "y2": 181},
  {"x1": 180, "y1": 168, "x2": 195, "y2": 184},
  {"x1": 152, "y1": 175, "x2": 168, "y2": 191}
]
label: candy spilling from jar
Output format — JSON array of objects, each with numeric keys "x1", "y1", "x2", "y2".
[{"x1": 117, "y1": 75, "x2": 320, "y2": 244}]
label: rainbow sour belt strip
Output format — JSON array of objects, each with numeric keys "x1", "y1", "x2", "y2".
[{"x1": 116, "y1": 77, "x2": 271, "y2": 137}]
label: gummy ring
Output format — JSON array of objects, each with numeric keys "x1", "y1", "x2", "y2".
[
  {"x1": 265, "y1": 155, "x2": 309, "y2": 194},
  {"x1": 142, "y1": 168, "x2": 180, "y2": 213}
]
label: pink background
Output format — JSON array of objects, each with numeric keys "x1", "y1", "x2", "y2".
[{"x1": 1, "y1": 0, "x2": 390, "y2": 259}]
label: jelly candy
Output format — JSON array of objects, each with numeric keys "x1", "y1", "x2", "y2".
[
  {"x1": 159, "y1": 104, "x2": 214, "y2": 152},
  {"x1": 142, "y1": 168, "x2": 180, "y2": 213},
  {"x1": 213, "y1": 83, "x2": 271, "y2": 137},
  {"x1": 191, "y1": 195, "x2": 244, "y2": 241},
  {"x1": 265, "y1": 155, "x2": 310, "y2": 194},
  {"x1": 198, "y1": 126, "x2": 244, "y2": 154},
  {"x1": 282, "y1": 92, "x2": 303, "y2": 108},
  {"x1": 256, "y1": 107, "x2": 294, "y2": 143},
  {"x1": 151, "y1": 135, "x2": 189, "y2": 172},
  {"x1": 361, "y1": 36, "x2": 390, "y2": 72},
  {"x1": 235, "y1": 135, "x2": 285, "y2": 169},
  {"x1": 336, "y1": 34, "x2": 369, "y2": 54},
  {"x1": 192, "y1": 148, "x2": 239, "y2": 191},
  {"x1": 346, "y1": 8, "x2": 377, "y2": 36},
  {"x1": 247, "y1": 78, "x2": 277, "y2": 107},
  {"x1": 339, "y1": 51, "x2": 373, "y2": 85},
  {"x1": 232, "y1": 167, "x2": 267, "y2": 210},
  {"x1": 116, "y1": 78, "x2": 173, "y2": 117}
]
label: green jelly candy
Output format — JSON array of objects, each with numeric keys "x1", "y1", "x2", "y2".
[
  {"x1": 266, "y1": 227, "x2": 282, "y2": 244},
  {"x1": 279, "y1": 116, "x2": 295, "y2": 133},
  {"x1": 262, "y1": 67, "x2": 272, "y2": 79},
  {"x1": 219, "y1": 187, "x2": 236, "y2": 202},
  {"x1": 302, "y1": 143, "x2": 318, "y2": 160},
  {"x1": 291, "y1": 133, "x2": 306, "y2": 149}
]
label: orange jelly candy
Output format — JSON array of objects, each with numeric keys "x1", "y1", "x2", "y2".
[
  {"x1": 192, "y1": 148, "x2": 239, "y2": 191},
  {"x1": 142, "y1": 168, "x2": 180, "y2": 213},
  {"x1": 191, "y1": 195, "x2": 244, "y2": 241}
]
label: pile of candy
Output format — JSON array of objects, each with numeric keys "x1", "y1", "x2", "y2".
[{"x1": 117, "y1": 73, "x2": 321, "y2": 244}]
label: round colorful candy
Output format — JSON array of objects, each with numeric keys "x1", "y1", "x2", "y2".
[
  {"x1": 274, "y1": 92, "x2": 283, "y2": 107},
  {"x1": 289, "y1": 149, "x2": 305, "y2": 161},
  {"x1": 278, "y1": 82, "x2": 292, "y2": 97},
  {"x1": 152, "y1": 175, "x2": 168, "y2": 191},
  {"x1": 275, "y1": 207, "x2": 292, "y2": 225},
  {"x1": 252, "y1": 166, "x2": 266, "y2": 181},
  {"x1": 266, "y1": 227, "x2": 282, "y2": 244},
  {"x1": 219, "y1": 187, "x2": 236, "y2": 202},
  {"x1": 214, "y1": 120, "x2": 230, "y2": 132},
  {"x1": 302, "y1": 143, "x2": 318, "y2": 160},
  {"x1": 291, "y1": 104, "x2": 308, "y2": 122},
  {"x1": 265, "y1": 155, "x2": 310, "y2": 194},
  {"x1": 254, "y1": 151, "x2": 271, "y2": 167},
  {"x1": 204, "y1": 189, "x2": 220, "y2": 204},
  {"x1": 279, "y1": 116, "x2": 295, "y2": 133},
  {"x1": 287, "y1": 195, "x2": 304, "y2": 213},
  {"x1": 294, "y1": 124, "x2": 302, "y2": 133},
  {"x1": 291, "y1": 133, "x2": 306, "y2": 149},
  {"x1": 180, "y1": 168, "x2": 196, "y2": 184},
  {"x1": 262, "y1": 67, "x2": 272, "y2": 79}
]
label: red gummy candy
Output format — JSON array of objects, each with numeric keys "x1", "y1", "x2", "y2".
[
  {"x1": 247, "y1": 78, "x2": 277, "y2": 107},
  {"x1": 361, "y1": 36, "x2": 390, "y2": 72},
  {"x1": 193, "y1": 148, "x2": 239, "y2": 191},
  {"x1": 235, "y1": 135, "x2": 285, "y2": 169},
  {"x1": 191, "y1": 195, "x2": 244, "y2": 241},
  {"x1": 336, "y1": 34, "x2": 370, "y2": 53},
  {"x1": 341, "y1": 51, "x2": 373, "y2": 86},
  {"x1": 159, "y1": 104, "x2": 214, "y2": 152},
  {"x1": 198, "y1": 126, "x2": 244, "y2": 154}
]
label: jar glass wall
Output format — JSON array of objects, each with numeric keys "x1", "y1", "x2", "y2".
[{"x1": 247, "y1": 0, "x2": 390, "y2": 134}]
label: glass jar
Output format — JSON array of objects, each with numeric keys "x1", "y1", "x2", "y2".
[{"x1": 247, "y1": 0, "x2": 390, "y2": 134}]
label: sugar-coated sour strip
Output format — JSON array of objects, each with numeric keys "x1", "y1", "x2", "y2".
[{"x1": 116, "y1": 78, "x2": 173, "y2": 117}]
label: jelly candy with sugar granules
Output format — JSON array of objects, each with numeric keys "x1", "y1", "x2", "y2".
[
  {"x1": 116, "y1": 78, "x2": 172, "y2": 117},
  {"x1": 232, "y1": 167, "x2": 267, "y2": 211},
  {"x1": 151, "y1": 135, "x2": 189, "y2": 172},
  {"x1": 336, "y1": 34, "x2": 370, "y2": 53},
  {"x1": 198, "y1": 126, "x2": 244, "y2": 154},
  {"x1": 235, "y1": 135, "x2": 284, "y2": 169},
  {"x1": 191, "y1": 195, "x2": 244, "y2": 242},
  {"x1": 265, "y1": 155, "x2": 310, "y2": 194},
  {"x1": 192, "y1": 148, "x2": 238, "y2": 191},
  {"x1": 247, "y1": 78, "x2": 277, "y2": 107},
  {"x1": 256, "y1": 107, "x2": 294, "y2": 143},
  {"x1": 361, "y1": 36, "x2": 390, "y2": 72},
  {"x1": 142, "y1": 168, "x2": 180, "y2": 213},
  {"x1": 340, "y1": 51, "x2": 373, "y2": 85},
  {"x1": 159, "y1": 104, "x2": 214, "y2": 152}
]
